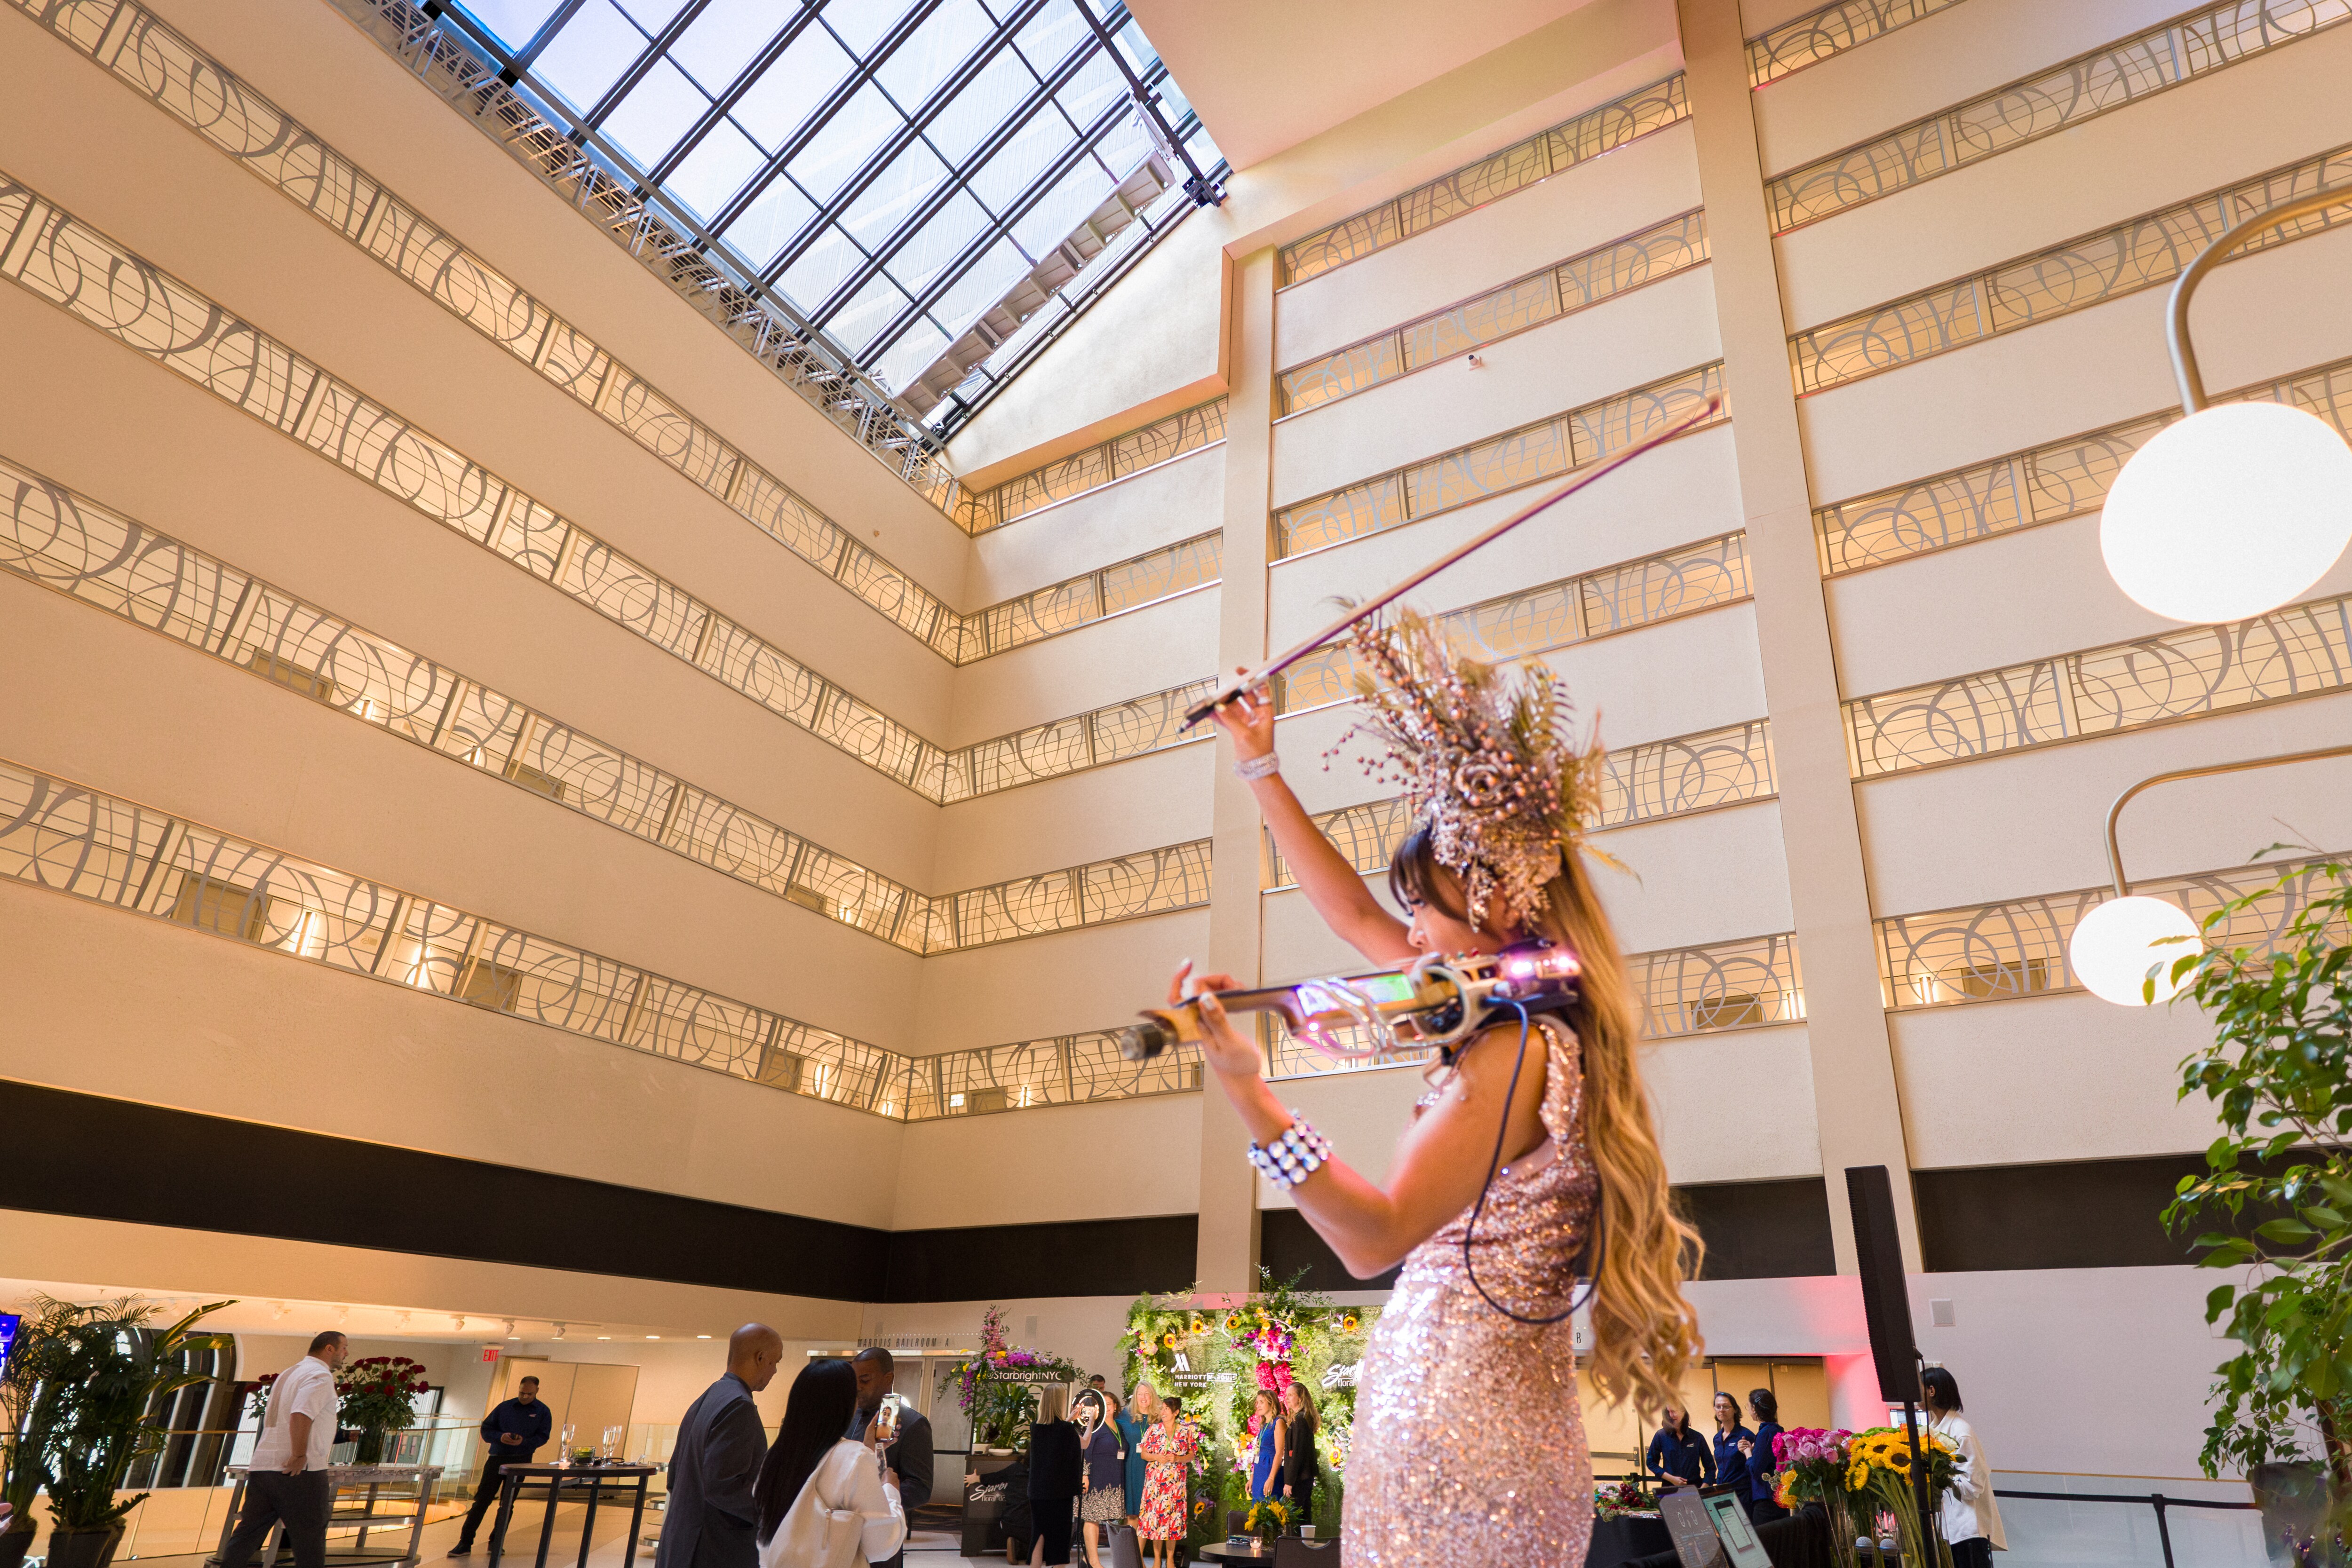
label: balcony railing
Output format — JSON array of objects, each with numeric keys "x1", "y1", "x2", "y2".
[
  {"x1": 1279, "y1": 75, "x2": 1690, "y2": 285},
  {"x1": 1876, "y1": 855, "x2": 2336, "y2": 1009},
  {"x1": 1844, "y1": 591, "x2": 2352, "y2": 778},
  {"x1": 1768, "y1": 0, "x2": 2352, "y2": 232},
  {"x1": 1792, "y1": 141, "x2": 2352, "y2": 393},
  {"x1": 1747, "y1": 0, "x2": 1972, "y2": 87},
  {"x1": 1267, "y1": 720, "x2": 1776, "y2": 888},
  {"x1": 1273, "y1": 363, "x2": 1728, "y2": 558},
  {"x1": 956, "y1": 399, "x2": 1230, "y2": 533},
  {"x1": 1277, "y1": 211, "x2": 1709, "y2": 416},
  {"x1": 0, "y1": 454, "x2": 1216, "y2": 955},
  {"x1": 1814, "y1": 353, "x2": 2352, "y2": 573},
  {"x1": 1274, "y1": 532, "x2": 1751, "y2": 713},
  {"x1": 0, "y1": 169, "x2": 1219, "y2": 675},
  {"x1": 19, "y1": 0, "x2": 965, "y2": 519},
  {"x1": 0, "y1": 754, "x2": 1216, "y2": 1121}
]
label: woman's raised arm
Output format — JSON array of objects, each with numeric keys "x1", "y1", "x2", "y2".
[{"x1": 1207, "y1": 677, "x2": 1414, "y2": 965}]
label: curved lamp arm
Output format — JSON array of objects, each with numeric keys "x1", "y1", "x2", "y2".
[
  {"x1": 2105, "y1": 742, "x2": 2352, "y2": 897},
  {"x1": 2169, "y1": 188, "x2": 2352, "y2": 412}
]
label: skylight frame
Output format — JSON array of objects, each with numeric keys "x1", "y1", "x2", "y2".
[{"x1": 440, "y1": 0, "x2": 1212, "y2": 426}]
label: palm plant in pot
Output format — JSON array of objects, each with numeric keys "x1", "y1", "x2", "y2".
[
  {"x1": 24, "y1": 1296, "x2": 230, "y2": 1568},
  {"x1": 1, "y1": 1298, "x2": 90, "y2": 1568},
  {"x1": 2162, "y1": 854, "x2": 2352, "y2": 1563}
]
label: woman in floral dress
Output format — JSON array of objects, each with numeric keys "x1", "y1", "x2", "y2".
[{"x1": 1134, "y1": 1393, "x2": 1196, "y2": 1568}]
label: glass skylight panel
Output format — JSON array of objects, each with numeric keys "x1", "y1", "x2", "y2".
[{"x1": 447, "y1": 0, "x2": 1218, "y2": 416}]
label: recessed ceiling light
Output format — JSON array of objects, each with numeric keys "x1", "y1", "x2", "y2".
[
  {"x1": 697, "y1": 1335, "x2": 711, "y2": 1340},
  {"x1": 645, "y1": 1335, "x2": 660, "y2": 1340},
  {"x1": 597, "y1": 1336, "x2": 611, "y2": 1341}
]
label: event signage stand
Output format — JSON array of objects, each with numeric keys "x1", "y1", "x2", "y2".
[
  {"x1": 212, "y1": 1465, "x2": 445, "y2": 1568},
  {"x1": 482, "y1": 1463, "x2": 657, "y2": 1568}
]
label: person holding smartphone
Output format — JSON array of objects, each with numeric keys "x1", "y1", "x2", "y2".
[{"x1": 849, "y1": 1351, "x2": 932, "y2": 1568}]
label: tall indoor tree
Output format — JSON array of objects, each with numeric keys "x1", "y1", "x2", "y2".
[{"x1": 2164, "y1": 854, "x2": 2352, "y2": 1544}]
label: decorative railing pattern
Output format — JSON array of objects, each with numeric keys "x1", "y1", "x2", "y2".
[
  {"x1": 1262, "y1": 929, "x2": 1804, "y2": 1076},
  {"x1": 961, "y1": 535, "x2": 1223, "y2": 661},
  {"x1": 946, "y1": 678, "x2": 1221, "y2": 800},
  {"x1": 1815, "y1": 355, "x2": 2352, "y2": 572},
  {"x1": 1748, "y1": 0, "x2": 1971, "y2": 86},
  {"x1": 1792, "y1": 142, "x2": 2352, "y2": 392},
  {"x1": 0, "y1": 174, "x2": 1226, "y2": 805},
  {"x1": 1876, "y1": 855, "x2": 2338, "y2": 1008},
  {"x1": 17, "y1": 0, "x2": 962, "y2": 518},
  {"x1": 906, "y1": 1034, "x2": 1204, "y2": 1119},
  {"x1": 1273, "y1": 364, "x2": 1728, "y2": 558},
  {"x1": 1768, "y1": 0, "x2": 2352, "y2": 232},
  {"x1": 2, "y1": 29, "x2": 1220, "y2": 665},
  {"x1": 1275, "y1": 533, "x2": 1750, "y2": 713},
  {"x1": 1266, "y1": 720, "x2": 1776, "y2": 888},
  {"x1": 0, "y1": 756, "x2": 1208, "y2": 1120},
  {"x1": 957, "y1": 400, "x2": 1230, "y2": 532},
  {"x1": 1845, "y1": 592, "x2": 2352, "y2": 777},
  {"x1": 0, "y1": 455, "x2": 1213, "y2": 953},
  {"x1": 1278, "y1": 76, "x2": 1690, "y2": 285},
  {"x1": 1277, "y1": 212, "x2": 1710, "y2": 416}
]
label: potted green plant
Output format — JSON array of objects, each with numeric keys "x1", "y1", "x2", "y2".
[
  {"x1": 25, "y1": 1297, "x2": 230, "y2": 1568},
  {"x1": 335, "y1": 1357, "x2": 431, "y2": 1465},
  {"x1": 2164, "y1": 854, "x2": 2352, "y2": 1561},
  {"x1": 1, "y1": 1298, "x2": 92, "y2": 1568}
]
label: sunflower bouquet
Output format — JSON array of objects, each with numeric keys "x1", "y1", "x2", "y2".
[{"x1": 1839, "y1": 1426, "x2": 1958, "y2": 1568}]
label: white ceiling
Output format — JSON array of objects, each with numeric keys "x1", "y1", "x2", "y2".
[{"x1": 1131, "y1": 0, "x2": 1610, "y2": 170}]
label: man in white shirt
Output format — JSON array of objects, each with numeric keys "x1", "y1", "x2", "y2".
[{"x1": 224, "y1": 1331, "x2": 349, "y2": 1568}]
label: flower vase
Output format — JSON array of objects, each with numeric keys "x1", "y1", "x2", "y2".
[{"x1": 355, "y1": 1427, "x2": 388, "y2": 1465}]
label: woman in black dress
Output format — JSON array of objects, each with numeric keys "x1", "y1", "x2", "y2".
[
  {"x1": 1275, "y1": 1383, "x2": 1319, "y2": 1528},
  {"x1": 1025, "y1": 1386, "x2": 1082, "y2": 1567}
]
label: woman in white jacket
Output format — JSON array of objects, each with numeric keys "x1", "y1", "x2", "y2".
[
  {"x1": 1923, "y1": 1367, "x2": 2005, "y2": 1567},
  {"x1": 755, "y1": 1359, "x2": 907, "y2": 1568}
]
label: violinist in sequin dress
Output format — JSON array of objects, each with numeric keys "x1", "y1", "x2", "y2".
[{"x1": 1179, "y1": 611, "x2": 1705, "y2": 1568}]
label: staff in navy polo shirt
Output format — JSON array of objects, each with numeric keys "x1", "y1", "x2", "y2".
[{"x1": 448, "y1": 1375, "x2": 554, "y2": 1556}]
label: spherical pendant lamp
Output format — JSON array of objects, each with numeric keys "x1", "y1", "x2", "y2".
[
  {"x1": 2068, "y1": 895, "x2": 2200, "y2": 1006},
  {"x1": 2103, "y1": 188, "x2": 2352, "y2": 624},
  {"x1": 2102, "y1": 401, "x2": 2352, "y2": 624}
]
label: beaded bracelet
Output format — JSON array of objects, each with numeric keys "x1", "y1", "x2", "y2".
[
  {"x1": 1232, "y1": 751, "x2": 1282, "y2": 781},
  {"x1": 1247, "y1": 1112, "x2": 1332, "y2": 1189}
]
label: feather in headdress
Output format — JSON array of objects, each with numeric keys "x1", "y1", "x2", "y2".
[{"x1": 1330, "y1": 608, "x2": 1614, "y2": 929}]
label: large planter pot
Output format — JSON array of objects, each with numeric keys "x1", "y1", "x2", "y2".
[
  {"x1": 43, "y1": 1523, "x2": 126, "y2": 1568},
  {"x1": 0, "y1": 1521, "x2": 36, "y2": 1568},
  {"x1": 2251, "y1": 1461, "x2": 2340, "y2": 1567}
]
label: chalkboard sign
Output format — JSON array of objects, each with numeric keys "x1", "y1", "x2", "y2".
[{"x1": 1659, "y1": 1488, "x2": 1724, "y2": 1568}]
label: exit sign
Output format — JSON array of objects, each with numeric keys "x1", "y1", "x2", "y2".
[{"x1": 481, "y1": 1346, "x2": 501, "y2": 1364}]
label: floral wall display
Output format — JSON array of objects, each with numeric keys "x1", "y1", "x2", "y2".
[
  {"x1": 1118, "y1": 1270, "x2": 1377, "y2": 1543},
  {"x1": 945, "y1": 1307, "x2": 1083, "y2": 1453}
]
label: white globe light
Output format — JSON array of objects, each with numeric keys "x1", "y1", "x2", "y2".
[
  {"x1": 2101, "y1": 401, "x2": 2352, "y2": 624},
  {"x1": 2068, "y1": 896, "x2": 2201, "y2": 1006}
]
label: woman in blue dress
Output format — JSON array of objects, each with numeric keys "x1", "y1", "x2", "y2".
[
  {"x1": 1114, "y1": 1384, "x2": 1151, "y2": 1522},
  {"x1": 1246, "y1": 1390, "x2": 1287, "y2": 1503}
]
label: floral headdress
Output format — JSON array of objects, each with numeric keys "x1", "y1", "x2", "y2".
[{"x1": 1332, "y1": 609, "x2": 1613, "y2": 929}]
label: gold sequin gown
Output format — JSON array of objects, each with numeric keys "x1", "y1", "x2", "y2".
[{"x1": 1344, "y1": 1016, "x2": 1599, "y2": 1566}]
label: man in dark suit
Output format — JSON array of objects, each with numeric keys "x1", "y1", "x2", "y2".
[
  {"x1": 848, "y1": 1349, "x2": 932, "y2": 1568},
  {"x1": 655, "y1": 1325, "x2": 782, "y2": 1568}
]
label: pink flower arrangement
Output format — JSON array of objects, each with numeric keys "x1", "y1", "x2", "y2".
[{"x1": 1771, "y1": 1426, "x2": 1854, "y2": 1467}]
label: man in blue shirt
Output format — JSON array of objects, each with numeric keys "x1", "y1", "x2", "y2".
[{"x1": 448, "y1": 1375, "x2": 553, "y2": 1556}]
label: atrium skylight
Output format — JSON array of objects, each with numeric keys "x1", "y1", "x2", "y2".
[{"x1": 442, "y1": 0, "x2": 1223, "y2": 433}]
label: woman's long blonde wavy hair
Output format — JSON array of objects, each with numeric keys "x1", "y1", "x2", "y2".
[{"x1": 1392, "y1": 825, "x2": 1703, "y2": 1416}]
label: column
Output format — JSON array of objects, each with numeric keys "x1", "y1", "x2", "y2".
[
  {"x1": 1676, "y1": 0, "x2": 1921, "y2": 1270},
  {"x1": 1195, "y1": 244, "x2": 1279, "y2": 1295}
]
